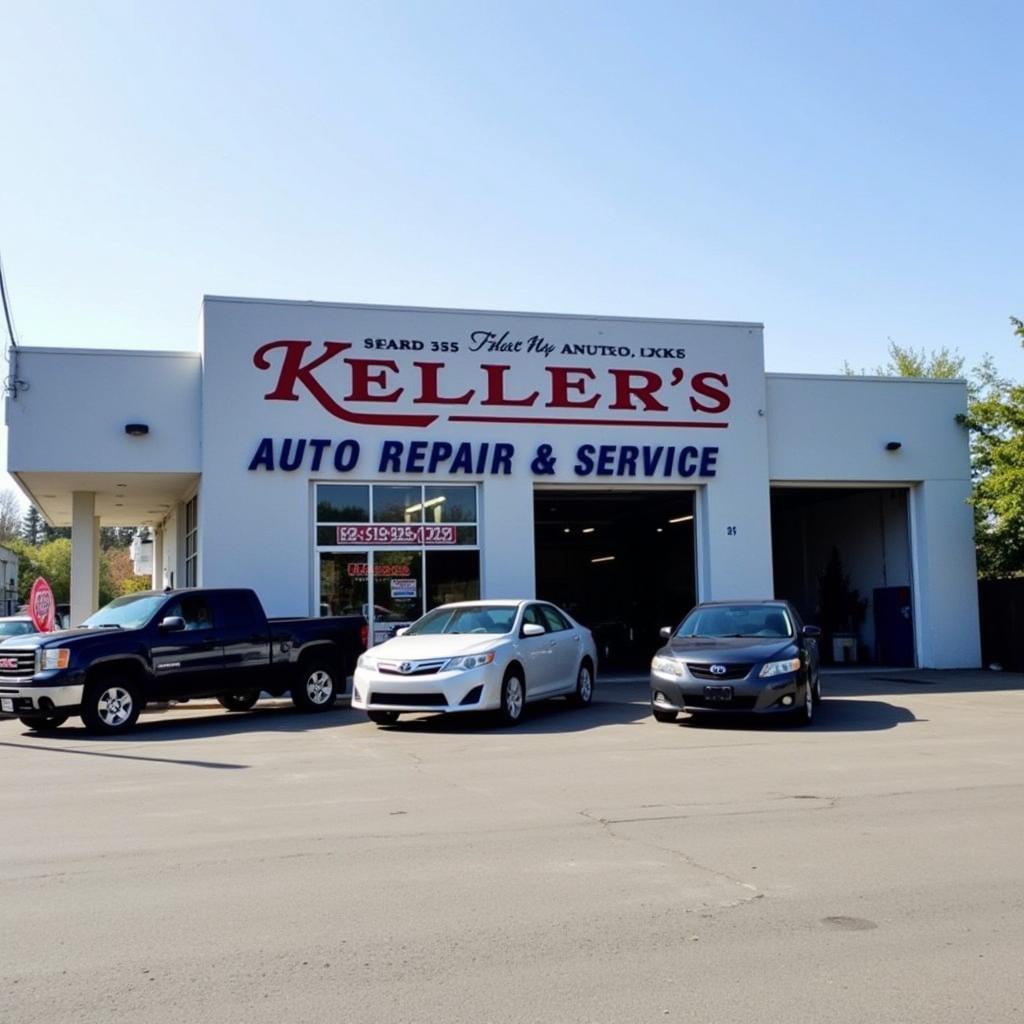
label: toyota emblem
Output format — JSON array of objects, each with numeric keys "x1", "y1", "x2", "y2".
[
  {"x1": 710, "y1": 664, "x2": 727, "y2": 676},
  {"x1": 399, "y1": 662, "x2": 413, "y2": 674}
]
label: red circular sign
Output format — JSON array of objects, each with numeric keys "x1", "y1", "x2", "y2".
[{"x1": 29, "y1": 577, "x2": 56, "y2": 633}]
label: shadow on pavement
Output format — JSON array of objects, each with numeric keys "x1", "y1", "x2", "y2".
[
  {"x1": 665, "y1": 697, "x2": 920, "y2": 733},
  {"x1": 4, "y1": 702, "x2": 366, "y2": 748},
  {"x1": 1, "y1": 670, "x2": 965, "y2": 746}
]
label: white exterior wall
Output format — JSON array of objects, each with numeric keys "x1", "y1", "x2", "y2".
[
  {"x1": 766, "y1": 374, "x2": 980, "y2": 667},
  {"x1": 5, "y1": 348, "x2": 201, "y2": 475},
  {"x1": 200, "y1": 297, "x2": 771, "y2": 616}
]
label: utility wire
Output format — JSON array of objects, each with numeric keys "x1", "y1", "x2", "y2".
[{"x1": 0, "y1": 248, "x2": 18, "y2": 351}]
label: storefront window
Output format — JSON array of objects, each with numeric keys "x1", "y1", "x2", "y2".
[
  {"x1": 372, "y1": 485, "x2": 426, "y2": 524},
  {"x1": 315, "y1": 483, "x2": 481, "y2": 643},
  {"x1": 425, "y1": 550, "x2": 480, "y2": 608},
  {"x1": 317, "y1": 485, "x2": 370, "y2": 523},
  {"x1": 423, "y1": 485, "x2": 477, "y2": 523}
]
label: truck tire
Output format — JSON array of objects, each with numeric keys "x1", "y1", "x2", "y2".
[
  {"x1": 291, "y1": 660, "x2": 339, "y2": 712},
  {"x1": 81, "y1": 678, "x2": 143, "y2": 735},
  {"x1": 217, "y1": 690, "x2": 261, "y2": 712}
]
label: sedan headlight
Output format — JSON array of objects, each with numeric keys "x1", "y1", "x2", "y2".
[
  {"x1": 40, "y1": 648, "x2": 71, "y2": 671},
  {"x1": 356, "y1": 653, "x2": 378, "y2": 670},
  {"x1": 759, "y1": 657, "x2": 801, "y2": 678},
  {"x1": 651, "y1": 655, "x2": 684, "y2": 677},
  {"x1": 444, "y1": 652, "x2": 495, "y2": 671}
]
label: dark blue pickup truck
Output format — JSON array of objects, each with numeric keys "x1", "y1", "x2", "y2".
[{"x1": 0, "y1": 588, "x2": 366, "y2": 734}]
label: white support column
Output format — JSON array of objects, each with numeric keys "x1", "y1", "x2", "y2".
[
  {"x1": 71, "y1": 492, "x2": 99, "y2": 625},
  {"x1": 93, "y1": 516, "x2": 100, "y2": 610},
  {"x1": 152, "y1": 528, "x2": 165, "y2": 590}
]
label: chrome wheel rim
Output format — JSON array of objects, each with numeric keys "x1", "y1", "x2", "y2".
[
  {"x1": 98, "y1": 686, "x2": 133, "y2": 727},
  {"x1": 505, "y1": 678, "x2": 523, "y2": 719},
  {"x1": 306, "y1": 670, "x2": 334, "y2": 705},
  {"x1": 578, "y1": 667, "x2": 592, "y2": 702}
]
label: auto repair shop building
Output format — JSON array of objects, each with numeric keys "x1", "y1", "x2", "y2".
[{"x1": 4, "y1": 296, "x2": 981, "y2": 668}]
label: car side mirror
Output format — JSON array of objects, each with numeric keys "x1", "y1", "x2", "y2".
[
  {"x1": 659, "y1": 626, "x2": 672, "y2": 639},
  {"x1": 394, "y1": 627, "x2": 408, "y2": 637},
  {"x1": 159, "y1": 615, "x2": 186, "y2": 633},
  {"x1": 802, "y1": 625, "x2": 821, "y2": 638},
  {"x1": 522, "y1": 623, "x2": 545, "y2": 637}
]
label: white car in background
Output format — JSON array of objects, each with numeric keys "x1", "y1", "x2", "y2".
[{"x1": 353, "y1": 600, "x2": 598, "y2": 727}]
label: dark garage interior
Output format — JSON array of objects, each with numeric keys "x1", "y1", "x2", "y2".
[
  {"x1": 534, "y1": 489, "x2": 697, "y2": 670},
  {"x1": 770, "y1": 486, "x2": 915, "y2": 666}
]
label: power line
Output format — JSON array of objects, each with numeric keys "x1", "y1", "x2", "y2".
[
  {"x1": 0, "y1": 249, "x2": 17, "y2": 350},
  {"x1": 0, "y1": 250, "x2": 28, "y2": 398}
]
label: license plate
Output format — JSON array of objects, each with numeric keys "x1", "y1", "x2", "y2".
[
  {"x1": 703, "y1": 685, "x2": 733, "y2": 702},
  {"x1": 1, "y1": 698, "x2": 13, "y2": 713}
]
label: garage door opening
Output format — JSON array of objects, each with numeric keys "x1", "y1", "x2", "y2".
[
  {"x1": 534, "y1": 489, "x2": 697, "y2": 670},
  {"x1": 771, "y1": 487, "x2": 915, "y2": 666}
]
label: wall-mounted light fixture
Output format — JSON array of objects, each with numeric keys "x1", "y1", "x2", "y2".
[
  {"x1": 125, "y1": 423, "x2": 150, "y2": 437},
  {"x1": 885, "y1": 441, "x2": 902, "y2": 451}
]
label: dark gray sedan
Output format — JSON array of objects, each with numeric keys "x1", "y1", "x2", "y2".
[{"x1": 649, "y1": 600, "x2": 821, "y2": 725}]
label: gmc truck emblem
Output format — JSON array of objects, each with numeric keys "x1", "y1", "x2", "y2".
[
  {"x1": 710, "y1": 664, "x2": 727, "y2": 675},
  {"x1": 0, "y1": 658, "x2": 19, "y2": 669}
]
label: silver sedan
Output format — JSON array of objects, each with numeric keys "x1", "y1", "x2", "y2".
[{"x1": 353, "y1": 600, "x2": 598, "y2": 727}]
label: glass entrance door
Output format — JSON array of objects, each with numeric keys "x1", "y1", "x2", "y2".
[
  {"x1": 370, "y1": 550, "x2": 424, "y2": 645},
  {"x1": 319, "y1": 551, "x2": 370, "y2": 618}
]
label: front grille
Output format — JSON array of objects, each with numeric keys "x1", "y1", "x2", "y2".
[
  {"x1": 687, "y1": 662, "x2": 751, "y2": 681},
  {"x1": 684, "y1": 694, "x2": 758, "y2": 711},
  {"x1": 377, "y1": 659, "x2": 447, "y2": 676},
  {"x1": 0, "y1": 650, "x2": 36, "y2": 679},
  {"x1": 369, "y1": 692, "x2": 447, "y2": 707}
]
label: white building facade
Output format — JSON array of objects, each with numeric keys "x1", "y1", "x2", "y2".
[{"x1": 4, "y1": 296, "x2": 981, "y2": 668}]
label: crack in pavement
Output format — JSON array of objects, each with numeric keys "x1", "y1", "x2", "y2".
[{"x1": 577, "y1": 807, "x2": 765, "y2": 911}]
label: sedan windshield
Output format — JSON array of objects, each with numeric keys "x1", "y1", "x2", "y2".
[
  {"x1": 676, "y1": 604, "x2": 793, "y2": 639},
  {"x1": 0, "y1": 620, "x2": 36, "y2": 637},
  {"x1": 405, "y1": 604, "x2": 518, "y2": 636},
  {"x1": 82, "y1": 594, "x2": 168, "y2": 630}
]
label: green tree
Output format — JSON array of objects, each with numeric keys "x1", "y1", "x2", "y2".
[
  {"x1": 842, "y1": 340, "x2": 965, "y2": 379},
  {"x1": 21, "y1": 504, "x2": 43, "y2": 545},
  {"x1": 961, "y1": 349, "x2": 1024, "y2": 577},
  {"x1": 4, "y1": 537, "x2": 72, "y2": 603}
]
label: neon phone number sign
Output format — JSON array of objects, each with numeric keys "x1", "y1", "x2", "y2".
[{"x1": 335, "y1": 524, "x2": 457, "y2": 545}]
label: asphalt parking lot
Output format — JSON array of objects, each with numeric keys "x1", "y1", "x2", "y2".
[{"x1": 2, "y1": 671, "x2": 1023, "y2": 1024}]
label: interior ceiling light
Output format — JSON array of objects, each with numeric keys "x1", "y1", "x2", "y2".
[
  {"x1": 668, "y1": 515, "x2": 694, "y2": 524},
  {"x1": 404, "y1": 496, "x2": 446, "y2": 514},
  {"x1": 582, "y1": 527, "x2": 595, "y2": 534},
  {"x1": 656, "y1": 528, "x2": 664, "y2": 533},
  {"x1": 591, "y1": 555, "x2": 615, "y2": 563},
  {"x1": 563, "y1": 527, "x2": 571, "y2": 533}
]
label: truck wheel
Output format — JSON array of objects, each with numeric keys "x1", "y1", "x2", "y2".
[
  {"x1": 217, "y1": 690, "x2": 261, "y2": 712},
  {"x1": 81, "y1": 679, "x2": 142, "y2": 735},
  {"x1": 292, "y1": 661, "x2": 339, "y2": 712},
  {"x1": 20, "y1": 711, "x2": 69, "y2": 732}
]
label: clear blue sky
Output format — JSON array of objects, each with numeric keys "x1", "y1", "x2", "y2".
[{"x1": 2, "y1": 1, "x2": 1022, "y2": 497}]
